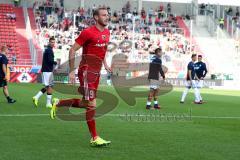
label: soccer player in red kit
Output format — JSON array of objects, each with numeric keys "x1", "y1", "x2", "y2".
[{"x1": 50, "y1": 7, "x2": 112, "y2": 147}]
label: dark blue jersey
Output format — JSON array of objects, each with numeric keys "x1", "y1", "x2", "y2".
[
  {"x1": 186, "y1": 61, "x2": 196, "y2": 80},
  {"x1": 148, "y1": 55, "x2": 165, "y2": 80},
  {"x1": 0, "y1": 53, "x2": 8, "y2": 79},
  {"x1": 195, "y1": 61, "x2": 207, "y2": 79},
  {"x1": 41, "y1": 46, "x2": 57, "y2": 72}
]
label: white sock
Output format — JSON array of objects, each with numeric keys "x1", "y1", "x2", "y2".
[
  {"x1": 181, "y1": 88, "x2": 189, "y2": 102},
  {"x1": 146, "y1": 101, "x2": 151, "y2": 105},
  {"x1": 154, "y1": 101, "x2": 158, "y2": 105},
  {"x1": 34, "y1": 91, "x2": 43, "y2": 100},
  {"x1": 194, "y1": 88, "x2": 200, "y2": 102},
  {"x1": 107, "y1": 80, "x2": 111, "y2": 86},
  {"x1": 198, "y1": 89, "x2": 202, "y2": 101},
  {"x1": 47, "y1": 94, "x2": 52, "y2": 105}
]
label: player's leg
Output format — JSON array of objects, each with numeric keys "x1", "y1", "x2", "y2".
[
  {"x1": 146, "y1": 89, "x2": 154, "y2": 109},
  {"x1": 147, "y1": 79, "x2": 159, "y2": 109},
  {"x1": 33, "y1": 87, "x2": 46, "y2": 107},
  {"x1": 45, "y1": 72, "x2": 54, "y2": 108},
  {"x1": 153, "y1": 88, "x2": 160, "y2": 109},
  {"x1": 33, "y1": 72, "x2": 48, "y2": 107},
  {"x1": 180, "y1": 81, "x2": 191, "y2": 103},
  {"x1": 64, "y1": 87, "x2": 110, "y2": 146},
  {"x1": 197, "y1": 80, "x2": 203, "y2": 103},
  {"x1": 46, "y1": 86, "x2": 53, "y2": 108},
  {"x1": 85, "y1": 98, "x2": 98, "y2": 140},
  {"x1": 83, "y1": 71, "x2": 111, "y2": 146},
  {"x1": 50, "y1": 98, "x2": 83, "y2": 119},
  {"x1": 54, "y1": 98, "x2": 82, "y2": 107},
  {"x1": 192, "y1": 80, "x2": 201, "y2": 104},
  {"x1": 2, "y1": 81, "x2": 16, "y2": 103},
  {"x1": 85, "y1": 98, "x2": 111, "y2": 147}
]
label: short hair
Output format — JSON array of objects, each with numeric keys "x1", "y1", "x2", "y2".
[
  {"x1": 93, "y1": 7, "x2": 107, "y2": 18},
  {"x1": 1, "y1": 45, "x2": 7, "y2": 52},
  {"x1": 198, "y1": 55, "x2": 203, "y2": 58},
  {"x1": 154, "y1": 47, "x2": 162, "y2": 54},
  {"x1": 49, "y1": 36, "x2": 55, "y2": 42},
  {"x1": 191, "y1": 54, "x2": 197, "y2": 58}
]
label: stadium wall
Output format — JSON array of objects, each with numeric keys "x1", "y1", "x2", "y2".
[{"x1": 0, "y1": 0, "x2": 189, "y2": 16}]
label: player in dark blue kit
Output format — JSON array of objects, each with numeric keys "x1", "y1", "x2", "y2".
[
  {"x1": 195, "y1": 55, "x2": 208, "y2": 102},
  {"x1": 146, "y1": 48, "x2": 166, "y2": 109},
  {"x1": 33, "y1": 37, "x2": 57, "y2": 108},
  {"x1": 0, "y1": 46, "x2": 16, "y2": 103},
  {"x1": 180, "y1": 54, "x2": 201, "y2": 104}
]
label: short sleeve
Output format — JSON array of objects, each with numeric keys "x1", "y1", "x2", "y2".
[
  {"x1": 75, "y1": 29, "x2": 89, "y2": 46},
  {"x1": 203, "y1": 63, "x2": 207, "y2": 69},
  {"x1": 187, "y1": 63, "x2": 192, "y2": 71},
  {"x1": 2, "y1": 55, "x2": 8, "y2": 65}
]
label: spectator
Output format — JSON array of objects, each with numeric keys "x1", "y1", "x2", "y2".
[
  {"x1": 167, "y1": 3, "x2": 171, "y2": 13},
  {"x1": 236, "y1": 7, "x2": 239, "y2": 17},
  {"x1": 155, "y1": 16, "x2": 160, "y2": 26},
  {"x1": 60, "y1": 0, "x2": 64, "y2": 7},
  {"x1": 133, "y1": 7, "x2": 138, "y2": 16},
  {"x1": 126, "y1": 1, "x2": 131, "y2": 13},
  {"x1": 12, "y1": 55, "x2": 17, "y2": 65},
  {"x1": 199, "y1": 3, "x2": 206, "y2": 15},
  {"x1": 227, "y1": 7, "x2": 233, "y2": 16},
  {"x1": 14, "y1": 0, "x2": 20, "y2": 7},
  {"x1": 107, "y1": 6, "x2": 111, "y2": 16},
  {"x1": 148, "y1": 17, "x2": 152, "y2": 26},
  {"x1": 6, "y1": 13, "x2": 16, "y2": 21},
  {"x1": 92, "y1": 4, "x2": 96, "y2": 14},
  {"x1": 148, "y1": 8, "x2": 154, "y2": 18},
  {"x1": 126, "y1": 12, "x2": 132, "y2": 23},
  {"x1": 219, "y1": 18, "x2": 224, "y2": 29},
  {"x1": 159, "y1": 4, "x2": 164, "y2": 12},
  {"x1": 141, "y1": 7, "x2": 146, "y2": 24}
]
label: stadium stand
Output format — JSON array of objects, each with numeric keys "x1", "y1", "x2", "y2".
[
  {"x1": 0, "y1": 4, "x2": 31, "y2": 65},
  {"x1": 30, "y1": 0, "x2": 196, "y2": 79}
]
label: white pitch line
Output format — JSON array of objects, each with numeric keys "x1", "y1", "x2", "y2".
[
  {"x1": 0, "y1": 114, "x2": 49, "y2": 117},
  {"x1": 0, "y1": 113, "x2": 240, "y2": 119}
]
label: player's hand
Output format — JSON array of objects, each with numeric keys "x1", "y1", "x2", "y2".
[
  {"x1": 190, "y1": 80, "x2": 193, "y2": 86},
  {"x1": 105, "y1": 65, "x2": 112, "y2": 73},
  {"x1": 69, "y1": 71, "x2": 75, "y2": 84},
  {"x1": 162, "y1": 78, "x2": 166, "y2": 85}
]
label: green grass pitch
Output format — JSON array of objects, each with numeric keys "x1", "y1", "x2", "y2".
[{"x1": 0, "y1": 83, "x2": 240, "y2": 160}]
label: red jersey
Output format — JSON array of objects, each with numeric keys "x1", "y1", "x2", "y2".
[{"x1": 75, "y1": 26, "x2": 110, "y2": 72}]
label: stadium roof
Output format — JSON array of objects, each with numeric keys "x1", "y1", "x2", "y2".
[{"x1": 143, "y1": 0, "x2": 240, "y2": 6}]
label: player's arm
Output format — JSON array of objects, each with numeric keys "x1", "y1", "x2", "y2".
[
  {"x1": 2, "y1": 56, "x2": 8, "y2": 81},
  {"x1": 187, "y1": 63, "x2": 194, "y2": 81},
  {"x1": 47, "y1": 50, "x2": 57, "y2": 65},
  {"x1": 158, "y1": 59, "x2": 165, "y2": 80},
  {"x1": 68, "y1": 29, "x2": 88, "y2": 83},
  {"x1": 68, "y1": 42, "x2": 81, "y2": 84},
  {"x1": 69, "y1": 42, "x2": 81, "y2": 72},
  {"x1": 103, "y1": 55, "x2": 112, "y2": 73},
  {"x1": 188, "y1": 69, "x2": 192, "y2": 81},
  {"x1": 195, "y1": 71, "x2": 200, "y2": 81},
  {"x1": 159, "y1": 65, "x2": 165, "y2": 80},
  {"x1": 203, "y1": 63, "x2": 208, "y2": 79},
  {"x1": 2, "y1": 64, "x2": 7, "y2": 80}
]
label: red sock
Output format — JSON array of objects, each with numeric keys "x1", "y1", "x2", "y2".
[
  {"x1": 57, "y1": 99, "x2": 82, "y2": 108},
  {"x1": 86, "y1": 106, "x2": 98, "y2": 139}
]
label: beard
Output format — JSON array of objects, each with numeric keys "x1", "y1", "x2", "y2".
[{"x1": 98, "y1": 19, "x2": 108, "y2": 27}]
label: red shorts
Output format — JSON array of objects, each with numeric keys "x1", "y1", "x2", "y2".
[{"x1": 78, "y1": 69, "x2": 100, "y2": 101}]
